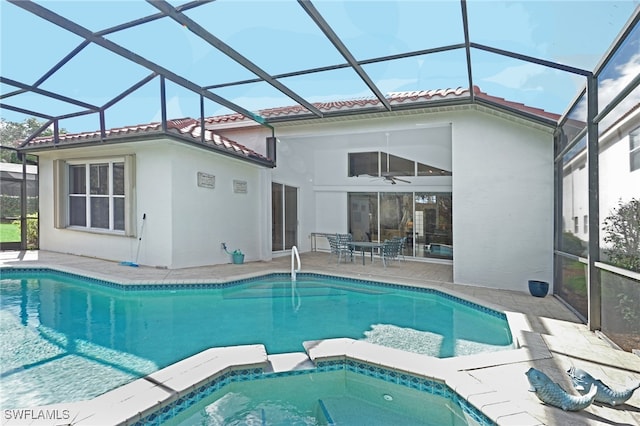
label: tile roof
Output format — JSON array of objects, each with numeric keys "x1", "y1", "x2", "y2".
[
  {"x1": 22, "y1": 118, "x2": 272, "y2": 165},
  {"x1": 205, "y1": 86, "x2": 561, "y2": 125},
  {"x1": 21, "y1": 86, "x2": 561, "y2": 164}
]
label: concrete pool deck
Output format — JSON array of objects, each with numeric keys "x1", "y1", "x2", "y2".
[{"x1": 1, "y1": 250, "x2": 639, "y2": 425}]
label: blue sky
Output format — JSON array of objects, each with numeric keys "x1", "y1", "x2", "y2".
[{"x1": 1, "y1": 0, "x2": 638, "y2": 133}]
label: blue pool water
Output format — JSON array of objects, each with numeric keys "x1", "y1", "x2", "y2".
[
  {"x1": 0, "y1": 270, "x2": 512, "y2": 409},
  {"x1": 163, "y1": 369, "x2": 488, "y2": 426}
]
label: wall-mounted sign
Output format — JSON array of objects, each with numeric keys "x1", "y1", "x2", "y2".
[
  {"x1": 233, "y1": 179, "x2": 247, "y2": 193},
  {"x1": 197, "y1": 172, "x2": 215, "y2": 189}
]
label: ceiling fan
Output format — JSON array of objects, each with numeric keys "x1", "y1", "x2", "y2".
[
  {"x1": 374, "y1": 172, "x2": 411, "y2": 185},
  {"x1": 381, "y1": 172, "x2": 411, "y2": 184}
]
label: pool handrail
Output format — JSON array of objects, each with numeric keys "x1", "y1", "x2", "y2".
[{"x1": 291, "y1": 245, "x2": 301, "y2": 281}]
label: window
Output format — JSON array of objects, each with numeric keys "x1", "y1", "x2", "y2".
[
  {"x1": 574, "y1": 216, "x2": 579, "y2": 234},
  {"x1": 55, "y1": 156, "x2": 134, "y2": 234},
  {"x1": 349, "y1": 152, "x2": 379, "y2": 177},
  {"x1": 583, "y1": 215, "x2": 588, "y2": 234},
  {"x1": 348, "y1": 151, "x2": 451, "y2": 177},
  {"x1": 630, "y1": 127, "x2": 640, "y2": 172}
]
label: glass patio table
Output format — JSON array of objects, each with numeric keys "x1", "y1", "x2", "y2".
[{"x1": 350, "y1": 241, "x2": 384, "y2": 265}]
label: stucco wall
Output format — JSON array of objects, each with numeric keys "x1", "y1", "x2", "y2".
[
  {"x1": 169, "y1": 143, "x2": 262, "y2": 268},
  {"x1": 452, "y1": 110, "x2": 554, "y2": 292},
  {"x1": 36, "y1": 139, "x2": 266, "y2": 269}
]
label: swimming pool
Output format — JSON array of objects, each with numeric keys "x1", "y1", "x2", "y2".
[
  {"x1": 0, "y1": 268, "x2": 513, "y2": 409},
  {"x1": 159, "y1": 364, "x2": 493, "y2": 426}
]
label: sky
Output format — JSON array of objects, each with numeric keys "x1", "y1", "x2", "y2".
[{"x1": 0, "y1": 0, "x2": 638, "y2": 134}]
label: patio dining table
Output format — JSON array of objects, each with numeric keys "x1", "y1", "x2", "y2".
[{"x1": 349, "y1": 241, "x2": 384, "y2": 265}]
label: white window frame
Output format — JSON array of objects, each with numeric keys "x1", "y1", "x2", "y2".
[{"x1": 54, "y1": 155, "x2": 135, "y2": 235}]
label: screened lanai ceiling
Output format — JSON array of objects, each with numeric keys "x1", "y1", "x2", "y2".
[{"x1": 1, "y1": 0, "x2": 639, "y2": 136}]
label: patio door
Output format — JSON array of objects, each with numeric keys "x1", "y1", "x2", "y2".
[{"x1": 272, "y1": 182, "x2": 297, "y2": 251}]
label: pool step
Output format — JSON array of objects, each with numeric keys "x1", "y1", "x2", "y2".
[
  {"x1": 266, "y1": 352, "x2": 315, "y2": 373},
  {"x1": 317, "y1": 396, "x2": 422, "y2": 425}
]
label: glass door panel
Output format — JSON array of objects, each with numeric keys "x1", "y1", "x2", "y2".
[
  {"x1": 271, "y1": 183, "x2": 283, "y2": 251},
  {"x1": 379, "y1": 193, "x2": 413, "y2": 250},
  {"x1": 348, "y1": 192, "x2": 378, "y2": 242},
  {"x1": 272, "y1": 182, "x2": 298, "y2": 251},
  {"x1": 284, "y1": 185, "x2": 297, "y2": 249},
  {"x1": 415, "y1": 193, "x2": 452, "y2": 259}
]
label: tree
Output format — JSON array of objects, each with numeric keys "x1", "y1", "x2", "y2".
[
  {"x1": 602, "y1": 198, "x2": 640, "y2": 272},
  {"x1": 0, "y1": 117, "x2": 55, "y2": 163}
]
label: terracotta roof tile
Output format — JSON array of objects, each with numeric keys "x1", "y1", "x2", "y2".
[
  {"x1": 24, "y1": 118, "x2": 270, "y2": 164},
  {"x1": 204, "y1": 86, "x2": 560, "y2": 125},
  {"x1": 23, "y1": 87, "x2": 560, "y2": 162}
]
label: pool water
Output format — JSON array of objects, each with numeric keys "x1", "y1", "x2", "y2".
[
  {"x1": 0, "y1": 270, "x2": 512, "y2": 409},
  {"x1": 167, "y1": 370, "x2": 479, "y2": 426}
]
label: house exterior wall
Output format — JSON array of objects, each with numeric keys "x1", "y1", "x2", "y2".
[
  {"x1": 561, "y1": 112, "x2": 640, "y2": 250},
  {"x1": 36, "y1": 139, "x2": 266, "y2": 269},
  {"x1": 168, "y1": 143, "x2": 263, "y2": 268},
  {"x1": 264, "y1": 109, "x2": 555, "y2": 292},
  {"x1": 35, "y1": 107, "x2": 556, "y2": 291},
  {"x1": 451, "y1": 110, "x2": 554, "y2": 292},
  {"x1": 599, "y1": 131, "x2": 640, "y2": 237}
]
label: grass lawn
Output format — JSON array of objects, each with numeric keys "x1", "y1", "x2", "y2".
[{"x1": 0, "y1": 222, "x2": 20, "y2": 243}]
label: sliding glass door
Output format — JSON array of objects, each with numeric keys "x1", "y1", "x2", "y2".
[
  {"x1": 272, "y1": 182, "x2": 297, "y2": 251},
  {"x1": 348, "y1": 191, "x2": 452, "y2": 260},
  {"x1": 415, "y1": 193, "x2": 452, "y2": 259}
]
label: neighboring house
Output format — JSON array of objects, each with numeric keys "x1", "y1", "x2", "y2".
[
  {"x1": 21, "y1": 87, "x2": 559, "y2": 292},
  {"x1": 562, "y1": 103, "x2": 640, "y2": 251}
]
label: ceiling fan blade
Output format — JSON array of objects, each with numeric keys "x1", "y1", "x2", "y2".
[{"x1": 394, "y1": 177, "x2": 411, "y2": 184}]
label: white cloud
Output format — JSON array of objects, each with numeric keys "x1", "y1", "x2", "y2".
[
  {"x1": 573, "y1": 53, "x2": 640, "y2": 130},
  {"x1": 483, "y1": 63, "x2": 547, "y2": 90}
]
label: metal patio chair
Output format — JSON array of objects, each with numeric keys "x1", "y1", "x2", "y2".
[
  {"x1": 327, "y1": 233, "x2": 354, "y2": 265},
  {"x1": 392, "y1": 236, "x2": 407, "y2": 261},
  {"x1": 381, "y1": 238, "x2": 402, "y2": 268}
]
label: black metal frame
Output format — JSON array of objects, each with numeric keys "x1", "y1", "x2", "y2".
[{"x1": 3, "y1": 0, "x2": 625, "y2": 144}]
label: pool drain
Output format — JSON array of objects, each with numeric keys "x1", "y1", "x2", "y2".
[{"x1": 383, "y1": 394, "x2": 393, "y2": 401}]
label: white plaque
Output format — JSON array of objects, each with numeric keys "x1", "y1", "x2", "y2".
[
  {"x1": 197, "y1": 172, "x2": 215, "y2": 189},
  {"x1": 233, "y1": 180, "x2": 247, "y2": 193}
]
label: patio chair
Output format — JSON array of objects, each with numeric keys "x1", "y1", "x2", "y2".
[
  {"x1": 327, "y1": 234, "x2": 339, "y2": 262},
  {"x1": 392, "y1": 236, "x2": 407, "y2": 261},
  {"x1": 337, "y1": 233, "x2": 354, "y2": 264},
  {"x1": 381, "y1": 239, "x2": 402, "y2": 268},
  {"x1": 327, "y1": 233, "x2": 354, "y2": 265}
]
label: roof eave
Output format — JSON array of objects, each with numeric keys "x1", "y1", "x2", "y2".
[{"x1": 18, "y1": 131, "x2": 276, "y2": 168}]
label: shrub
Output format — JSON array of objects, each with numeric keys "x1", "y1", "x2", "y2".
[
  {"x1": 11, "y1": 213, "x2": 38, "y2": 249},
  {"x1": 602, "y1": 198, "x2": 640, "y2": 272},
  {"x1": 562, "y1": 232, "x2": 585, "y2": 257}
]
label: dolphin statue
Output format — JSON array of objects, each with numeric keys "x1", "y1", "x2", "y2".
[
  {"x1": 525, "y1": 367, "x2": 597, "y2": 411},
  {"x1": 567, "y1": 366, "x2": 640, "y2": 406}
]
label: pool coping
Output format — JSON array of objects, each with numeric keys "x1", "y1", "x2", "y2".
[
  {"x1": 3, "y1": 339, "x2": 546, "y2": 426},
  {"x1": 0, "y1": 264, "x2": 552, "y2": 425}
]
